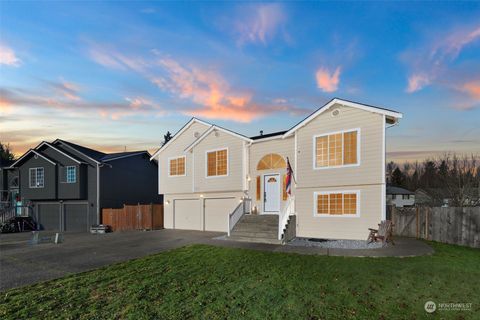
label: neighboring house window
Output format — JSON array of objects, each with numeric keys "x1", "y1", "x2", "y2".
[
  {"x1": 402, "y1": 195, "x2": 410, "y2": 200},
  {"x1": 314, "y1": 129, "x2": 359, "y2": 168},
  {"x1": 29, "y1": 168, "x2": 44, "y2": 188},
  {"x1": 169, "y1": 156, "x2": 186, "y2": 176},
  {"x1": 314, "y1": 191, "x2": 359, "y2": 216},
  {"x1": 392, "y1": 194, "x2": 397, "y2": 200},
  {"x1": 207, "y1": 148, "x2": 228, "y2": 177}
]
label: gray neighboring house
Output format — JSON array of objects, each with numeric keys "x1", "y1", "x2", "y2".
[
  {"x1": 386, "y1": 185, "x2": 415, "y2": 207},
  {"x1": 10, "y1": 139, "x2": 162, "y2": 232}
]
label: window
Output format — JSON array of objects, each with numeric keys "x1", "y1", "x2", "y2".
[
  {"x1": 66, "y1": 166, "x2": 76, "y2": 183},
  {"x1": 206, "y1": 149, "x2": 228, "y2": 177},
  {"x1": 314, "y1": 191, "x2": 359, "y2": 216},
  {"x1": 314, "y1": 129, "x2": 359, "y2": 168},
  {"x1": 402, "y1": 195, "x2": 410, "y2": 200},
  {"x1": 392, "y1": 194, "x2": 397, "y2": 200},
  {"x1": 29, "y1": 168, "x2": 44, "y2": 188},
  {"x1": 169, "y1": 156, "x2": 186, "y2": 176}
]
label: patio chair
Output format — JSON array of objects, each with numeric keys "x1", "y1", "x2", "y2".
[{"x1": 367, "y1": 220, "x2": 394, "y2": 246}]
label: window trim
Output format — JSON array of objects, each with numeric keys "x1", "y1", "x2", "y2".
[
  {"x1": 205, "y1": 147, "x2": 229, "y2": 178},
  {"x1": 313, "y1": 190, "x2": 361, "y2": 218},
  {"x1": 29, "y1": 167, "x2": 45, "y2": 188},
  {"x1": 167, "y1": 155, "x2": 187, "y2": 177},
  {"x1": 312, "y1": 128, "x2": 361, "y2": 170},
  {"x1": 66, "y1": 166, "x2": 76, "y2": 183}
]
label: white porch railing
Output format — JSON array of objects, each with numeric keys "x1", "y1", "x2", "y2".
[
  {"x1": 278, "y1": 196, "x2": 295, "y2": 240},
  {"x1": 228, "y1": 198, "x2": 251, "y2": 236}
]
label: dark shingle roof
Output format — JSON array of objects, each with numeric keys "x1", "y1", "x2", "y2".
[
  {"x1": 56, "y1": 139, "x2": 106, "y2": 161},
  {"x1": 100, "y1": 151, "x2": 148, "y2": 161},
  {"x1": 250, "y1": 131, "x2": 288, "y2": 140},
  {"x1": 387, "y1": 186, "x2": 414, "y2": 195}
]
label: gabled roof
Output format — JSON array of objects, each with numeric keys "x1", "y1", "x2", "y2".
[
  {"x1": 184, "y1": 124, "x2": 252, "y2": 152},
  {"x1": 101, "y1": 151, "x2": 150, "y2": 162},
  {"x1": 10, "y1": 149, "x2": 57, "y2": 167},
  {"x1": 150, "y1": 118, "x2": 212, "y2": 160},
  {"x1": 36, "y1": 141, "x2": 85, "y2": 164},
  {"x1": 53, "y1": 139, "x2": 106, "y2": 163},
  {"x1": 283, "y1": 98, "x2": 403, "y2": 138},
  {"x1": 387, "y1": 186, "x2": 414, "y2": 195}
]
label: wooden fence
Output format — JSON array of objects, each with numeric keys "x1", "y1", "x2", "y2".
[
  {"x1": 102, "y1": 204, "x2": 163, "y2": 231},
  {"x1": 390, "y1": 206, "x2": 480, "y2": 248}
]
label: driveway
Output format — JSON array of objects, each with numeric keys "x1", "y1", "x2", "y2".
[
  {"x1": 0, "y1": 229, "x2": 222, "y2": 291},
  {"x1": 0, "y1": 230, "x2": 433, "y2": 291}
]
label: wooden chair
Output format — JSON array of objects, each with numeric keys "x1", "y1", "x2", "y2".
[{"x1": 367, "y1": 220, "x2": 394, "y2": 246}]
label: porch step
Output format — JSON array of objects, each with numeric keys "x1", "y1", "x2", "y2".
[{"x1": 228, "y1": 214, "x2": 280, "y2": 244}]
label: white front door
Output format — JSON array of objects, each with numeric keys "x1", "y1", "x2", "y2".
[{"x1": 263, "y1": 174, "x2": 280, "y2": 213}]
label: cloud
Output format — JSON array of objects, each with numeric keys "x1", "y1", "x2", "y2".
[
  {"x1": 460, "y1": 81, "x2": 480, "y2": 100},
  {"x1": 406, "y1": 74, "x2": 431, "y2": 93},
  {"x1": 315, "y1": 66, "x2": 341, "y2": 92},
  {"x1": 47, "y1": 79, "x2": 82, "y2": 101},
  {"x1": 87, "y1": 43, "x2": 148, "y2": 72},
  {"x1": 403, "y1": 24, "x2": 480, "y2": 93},
  {"x1": 0, "y1": 86, "x2": 164, "y2": 120},
  {"x1": 152, "y1": 56, "x2": 309, "y2": 122},
  {"x1": 0, "y1": 43, "x2": 21, "y2": 67},
  {"x1": 232, "y1": 4, "x2": 287, "y2": 46}
]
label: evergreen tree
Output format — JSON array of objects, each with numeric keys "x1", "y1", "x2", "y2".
[
  {"x1": 391, "y1": 167, "x2": 406, "y2": 187},
  {"x1": 162, "y1": 131, "x2": 173, "y2": 147},
  {"x1": 0, "y1": 142, "x2": 15, "y2": 162}
]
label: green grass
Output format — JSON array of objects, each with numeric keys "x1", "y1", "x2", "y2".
[{"x1": 1, "y1": 242, "x2": 479, "y2": 319}]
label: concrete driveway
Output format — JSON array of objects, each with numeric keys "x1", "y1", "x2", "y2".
[{"x1": 0, "y1": 229, "x2": 222, "y2": 291}]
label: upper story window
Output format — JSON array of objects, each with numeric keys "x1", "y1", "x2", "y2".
[
  {"x1": 314, "y1": 191, "x2": 359, "y2": 216},
  {"x1": 314, "y1": 129, "x2": 359, "y2": 169},
  {"x1": 169, "y1": 156, "x2": 186, "y2": 176},
  {"x1": 207, "y1": 148, "x2": 228, "y2": 177},
  {"x1": 60, "y1": 166, "x2": 77, "y2": 183},
  {"x1": 29, "y1": 167, "x2": 44, "y2": 188},
  {"x1": 402, "y1": 195, "x2": 410, "y2": 200}
]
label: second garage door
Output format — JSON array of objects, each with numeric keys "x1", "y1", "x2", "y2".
[
  {"x1": 204, "y1": 198, "x2": 238, "y2": 232},
  {"x1": 174, "y1": 199, "x2": 202, "y2": 230},
  {"x1": 64, "y1": 203, "x2": 89, "y2": 232}
]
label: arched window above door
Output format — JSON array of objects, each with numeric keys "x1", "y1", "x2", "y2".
[{"x1": 256, "y1": 154, "x2": 286, "y2": 170}]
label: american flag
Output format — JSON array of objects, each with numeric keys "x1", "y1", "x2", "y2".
[{"x1": 285, "y1": 157, "x2": 293, "y2": 196}]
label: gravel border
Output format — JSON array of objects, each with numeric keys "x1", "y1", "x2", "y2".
[{"x1": 288, "y1": 238, "x2": 384, "y2": 249}]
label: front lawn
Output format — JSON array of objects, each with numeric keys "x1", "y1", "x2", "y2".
[{"x1": 1, "y1": 242, "x2": 479, "y2": 319}]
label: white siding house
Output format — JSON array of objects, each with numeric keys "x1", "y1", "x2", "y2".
[{"x1": 151, "y1": 98, "x2": 403, "y2": 240}]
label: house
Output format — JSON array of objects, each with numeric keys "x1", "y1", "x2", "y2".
[
  {"x1": 9, "y1": 139, "x2": 162, "y2": 232},
  {"x1": 151, "y1": 98, "x2": 402, "y2": 241},
  {"x1": 386, "y1": 185, "x2": 415, "y2": 207},
  {"x1": 1, "y1": 159, "x2": 21, "y2": 220}
]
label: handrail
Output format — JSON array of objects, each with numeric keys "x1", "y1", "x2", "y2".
[
  {"x1": 228, "y1": 198, "x2": 251, "y2": 236},
  {"x1": 278, "y1": 196, "x2": 295, "y2": 240}
]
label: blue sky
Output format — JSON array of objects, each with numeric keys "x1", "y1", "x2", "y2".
[{"x1": 1, "y1": 1, "x2": 479, "y2": 162}]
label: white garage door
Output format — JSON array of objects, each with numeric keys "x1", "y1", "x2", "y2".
[
  {"x1": 174, "y1": 199, "x2": 202, "y2": 230},
  {"x1": 204, "y1": 198, "x2": 238, "y2": 232}
]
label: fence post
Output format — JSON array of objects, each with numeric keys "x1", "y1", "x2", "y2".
[
  {"x1": 150, "y1": 203, "x2": 153, "y2": 230},
  {"x1": 425, "y1": 207, "x2": 429, "y2": 240},
  {"x1": 416, "y1": 207, "x2": 419, "y2": 239}
]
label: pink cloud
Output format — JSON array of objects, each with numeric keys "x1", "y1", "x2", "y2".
[
  {"x1": 406, "y1": 74, "x2": 431, "y2": 93},
  {"x1": 233, "y1": 4, "x2": 287, "y2": 45},
  {"x1": 403, "y1": 24, "x2": 480, "y2": 93},
  {"x1": 315, "y1": 66, "x2": 341, "y2": 92},
  {"x1": 460, "y1": 81, "x2": 480, "y2": 100},
  {"x1": 88, "y1": 43, "x2": 148, "y2": 73},
  {"x1": 0, "y1": 43, "x2": 21, "y2": 67}
]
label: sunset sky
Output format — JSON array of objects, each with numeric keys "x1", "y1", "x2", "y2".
[{"x1": 1, "y1": 2, "x2": 479, "y2": 162}]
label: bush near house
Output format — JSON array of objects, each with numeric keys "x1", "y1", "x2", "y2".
[{"x1": 1, "y1": 242, "x2": 479, "y2": 319}]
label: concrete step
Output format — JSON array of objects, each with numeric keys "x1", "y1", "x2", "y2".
[
  {"x1": 227, "y1": 235, "x2": 282, "y2": 245},
  {"x1": 230, "y1": 230, "x2": 278, "y2": 239},
  {"x1": 240, "y1": 215, "x2": 279, "y2": 224},
  {"x1": 232, "y1": 225, "x2": 278, "y2": 233}
]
